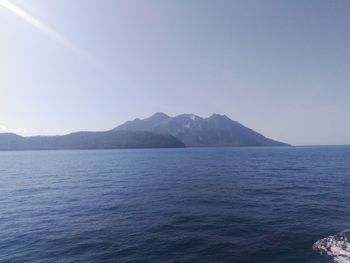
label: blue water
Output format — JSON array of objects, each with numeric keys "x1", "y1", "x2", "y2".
[{"x1": 1, "y1": 146, "x2": 350, "y2": 262}]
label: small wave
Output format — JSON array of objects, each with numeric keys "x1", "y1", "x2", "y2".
[{"x1": 313, "y1": 230, "x2": 350, "y2": 263}]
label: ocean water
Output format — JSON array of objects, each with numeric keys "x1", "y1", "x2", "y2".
[{"x1": 0, "y1": 146, "x2": 350, "y2": 263}]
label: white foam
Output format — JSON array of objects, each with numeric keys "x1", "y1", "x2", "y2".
[{"x1": 313, "y1": 230, "x2": 350, "y2": 263}]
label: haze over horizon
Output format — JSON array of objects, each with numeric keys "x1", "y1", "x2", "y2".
[{"x1": 1, "y1": 0, "x2": 349, "y2": 146}]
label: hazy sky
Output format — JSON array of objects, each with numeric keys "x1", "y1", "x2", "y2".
[{"x1": 0, "y1": 0, "x2": 349, "y2": 145}]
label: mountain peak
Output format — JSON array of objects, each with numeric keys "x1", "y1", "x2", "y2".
[
  {"x1": 209, "y1": 113, "x2": 230, "y2": 119},
  {"x1": 150, "y1": 112, "x2": 170, "y2": 120}
]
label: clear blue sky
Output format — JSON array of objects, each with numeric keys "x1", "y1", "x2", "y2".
[{"x1": 0, "y1": 0, "x2": 349, "y2": 145}]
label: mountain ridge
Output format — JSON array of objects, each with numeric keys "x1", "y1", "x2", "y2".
[
  {"x1": 0, "y1": 130, "x2": 185, "y2": 150},
  {"x1": 0, "y1": 112, "x2": 289, "y2": 150},
  {"x1": 114, "y1": 112, "x2": 289, "y2": 147}
]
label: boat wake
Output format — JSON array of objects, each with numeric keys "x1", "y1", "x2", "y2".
[{"x1": 313, "y1": 230, "x2": 350, "y2": 263}]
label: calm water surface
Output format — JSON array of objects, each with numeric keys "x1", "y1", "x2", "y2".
[{"x1": 1, "y1": 146, "x2": 350, "y2": 262}]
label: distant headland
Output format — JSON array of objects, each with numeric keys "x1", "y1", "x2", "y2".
[{"x1": 0, "y1": 113, "x2": 289, "y2": 150}]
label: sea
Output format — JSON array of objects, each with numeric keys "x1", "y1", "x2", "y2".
[{"x1": 0, "y1": 146, "x2": 349, "y2": 263}]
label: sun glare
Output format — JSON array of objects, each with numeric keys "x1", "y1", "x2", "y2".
[{"x1": 0, "y1": 0, "x2": 94, "y2": 63}]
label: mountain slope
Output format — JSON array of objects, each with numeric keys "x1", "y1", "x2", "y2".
[
  {"x1": 0, "y1": 130, "x2": 185, "y2": 150},
  {"x1": 114, "y1": 113, "x2": 289, "y2": 147}
]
